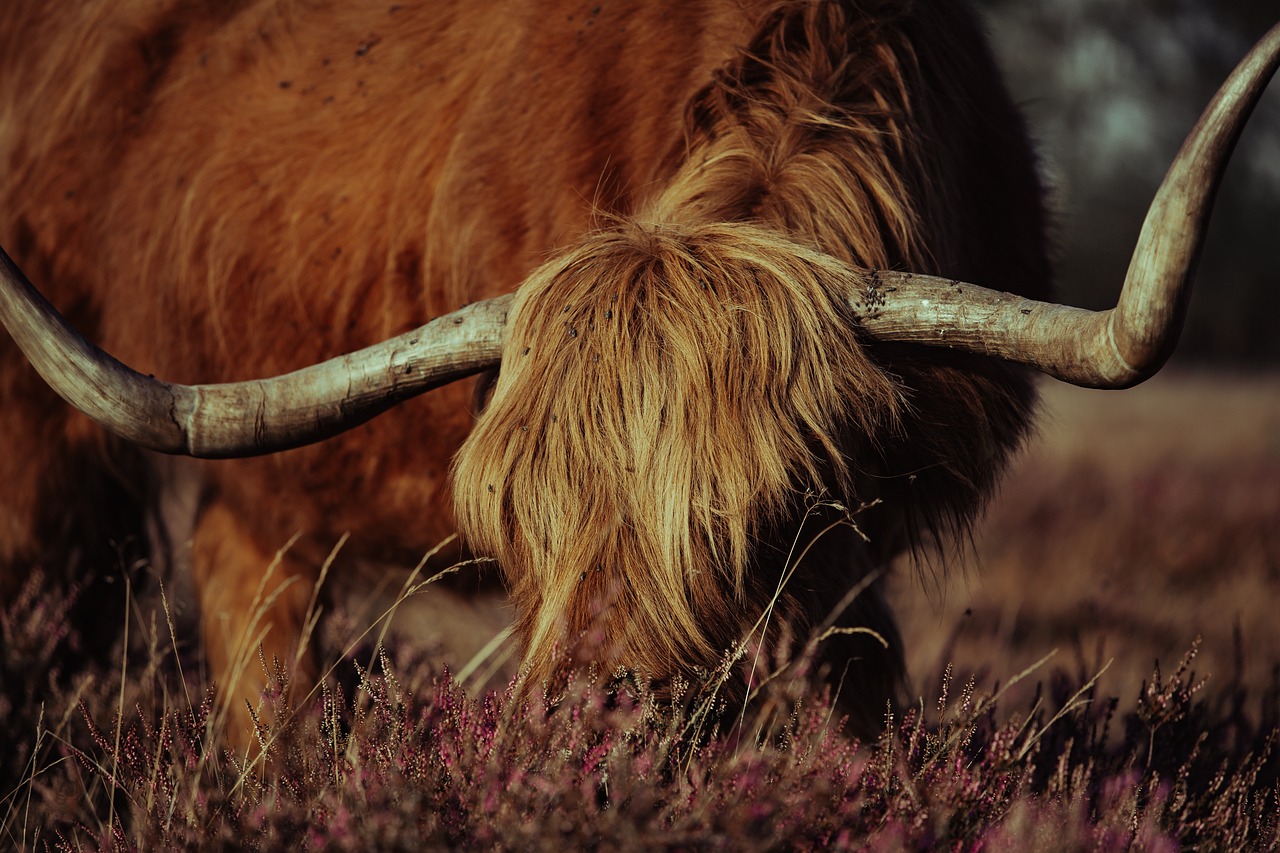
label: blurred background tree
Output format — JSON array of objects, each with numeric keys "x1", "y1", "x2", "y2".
[{"x1": 976, "y1": 0, "x2": 1279, "y2": 366}]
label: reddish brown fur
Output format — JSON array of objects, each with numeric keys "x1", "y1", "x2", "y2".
[{"x1": 0, "y1": 0, "x2": 1049, "y2": 740}]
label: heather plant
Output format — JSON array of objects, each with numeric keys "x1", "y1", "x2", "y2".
[
  {"x1": 1, "y1": 573, "x2": 83, "y2": 798},
  {"x1": 5, "y1": 571, "x2": 1280, "y2": 851}
]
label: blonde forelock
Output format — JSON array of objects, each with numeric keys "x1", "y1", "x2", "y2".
[{"x1": 453, "y1": 219, "x2": 902, "y2": 680}]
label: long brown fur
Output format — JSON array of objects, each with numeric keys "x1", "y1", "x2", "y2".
[{"x1": 0, "y1": 0, "x2": 1049, "y2": 740}]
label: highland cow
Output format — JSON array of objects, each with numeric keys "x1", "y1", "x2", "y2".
[{"x1": 1, "y1": 0, "x2": 1275, "y2": 742}]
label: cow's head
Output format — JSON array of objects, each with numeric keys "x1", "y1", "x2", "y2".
[{"x1": 452, "y1": 220, "x2": 903, "y2": 695}]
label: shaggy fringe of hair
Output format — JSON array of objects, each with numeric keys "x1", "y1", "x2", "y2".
[{"x1": 454, "y1": 220, "x2": 902, "y2": 683}]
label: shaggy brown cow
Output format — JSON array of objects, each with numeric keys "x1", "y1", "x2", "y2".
[{"x1": 1, "y1": 0, "x2": 1276, "y2": 742}]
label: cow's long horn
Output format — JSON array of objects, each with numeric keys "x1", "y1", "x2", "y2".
[
  {"x1": 1, "y1": 26, "x2": 1274, "y2": 457},
  {"x1": 852, "y1": 22, "x2": 1280, "y2": 388},
  {"x1": 0, "y1": 246, "x2": 508, "y2": 457}
]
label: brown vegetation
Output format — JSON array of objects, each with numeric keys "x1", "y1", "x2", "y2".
[{"x1": 895, "y1": 370, "x2": 1280, "y2": 707}]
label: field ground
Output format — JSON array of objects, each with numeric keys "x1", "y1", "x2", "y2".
[{"x1": 891, "y1": 370, "x2": 1280, "y2": 713}]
